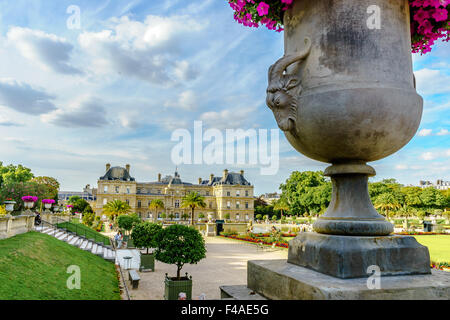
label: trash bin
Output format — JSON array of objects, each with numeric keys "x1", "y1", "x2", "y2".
[{"x1": 423, "y1": 221, "x2": 432, "y2": 232}]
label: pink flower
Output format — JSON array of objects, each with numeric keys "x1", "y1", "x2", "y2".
[
  {"x1": 432, "y1": 7, "x2": 448, "y2": 21},
  {"x1": 257, "y1": 2, "x2": 270, "y2": 16}
]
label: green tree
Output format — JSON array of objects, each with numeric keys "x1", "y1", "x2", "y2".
[
  {"x1": 155, "y1": 224, "x2": 206, "y2": 280},
  {"x1": 0, "y1": 162, "x2": 34, "y2": 186},
  {"x1": 68, "y1": 196, "x2": 91, "y2": 214},
  {"x1": 103, "y1": 200, "x2": 131, "y2": 222},
  {"x1": 82, "y1": 211, "x2": 96, "y2": 227},
  {"x1": 374, "y1": 193, "x2": 401, "y2": 218},
  {"x1": 168, "y1": 213, "x2": 175, "y2": 221},
  {"x1": 31, "y1": 176, "x2": 60, "y2": 199},
  {"x1": 117, "y1": 214, "x2": 141, "y2": 234},
  {"x1": 279, "y1": 171, "x2": 330, "y2": 215},
  {"x1": 181, "y1": 213, "x2": 189, "y2": 221},
  {"x1": 224, "y1": 213, "x2": 231, "y2": 221},
  {"x1": 255, "y1": 214, "x2": 262, "y2": 221},
  {"x1": 149, "y1": 199, "x2": 165, "y2": 220},
  {"x1": 273, "y1": 198, "x2": 289, "y2": 220},
  {"x1": 181, "y1": 192, "x2": 206, "y2": 225},
  {"x1": 131, "y1": 222, "x2": 162, "y2": 254}
]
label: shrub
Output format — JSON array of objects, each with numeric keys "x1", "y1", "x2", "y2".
[
  {"x1": 155, "y1": 224, "x2": 206, "y2": 279},
  {"x1": 82, "y1": 211, "x2": 96, "y2": 227},
  {"x1": 255, "y1": 214, "x2": 262, "y2": 221},
  {"x1": 117, "y1": 214, "x2": 141, "y2": 234},
  {"x1": 132, "y1": 222, "x2": 163, "y2": 254}
]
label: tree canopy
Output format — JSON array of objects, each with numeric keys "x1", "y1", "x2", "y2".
[
  {"x1": 154, "y1": 224, "x2": 206, "y2": 279},
  {"x1": 131, "y1": 222, "x2": 162, "y2": 254},
  {"x1": 181, "y1": 192, "x2": 206, "y2": 225}
]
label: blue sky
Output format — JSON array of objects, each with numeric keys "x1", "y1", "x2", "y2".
[{"x1": 0, "y1": 0, "x2": 448, "y2": 195}]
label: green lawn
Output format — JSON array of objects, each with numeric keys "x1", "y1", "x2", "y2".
[
  {"x1": 57, "y1": 221, "x2": 110, "y2": 246},
  {"x1": 414, "y1": 235, "x2": 450, "y2": 263},
  {"x1": 0, "y1": 232, "x2": 120, "y2": 300}
]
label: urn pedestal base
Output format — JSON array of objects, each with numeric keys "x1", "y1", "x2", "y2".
[
  {"x1": 243, "y1": 259, "x2": 450, "y2": 300},
  {"x1": 287, "y1": 232, "x2": 431, "y2": 279}
]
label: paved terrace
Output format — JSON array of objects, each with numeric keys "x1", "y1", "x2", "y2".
[{"x1": 121, "y1": 236, "x2": 288, "y2": 300}]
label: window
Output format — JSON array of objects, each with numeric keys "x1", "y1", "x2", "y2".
[
  {"x1": 115, "y1": 186, "x2": 119, "y2": 193},
  {"x1": 138, "y1": 201, "x2": 141, "y2": 208},
  {"x1": 227, "y1": 191, "x2": 231, "y2": 196},
  {"x1": 245, "y1": 190, "x2": 249, "y2": 197},
  {"x1": 126, "y1": 199, "x2": 129, "y2": 205},
  {"x1": 126, "y1": 187, "x2": 130, "y2": 194},
  {"x1": 236, "y1": 201, "x2": 240, "y2": 209},
  {"x1": 137, "y1": 188, "x2": 141, "y2": 194},
  {"x1": 104, "y1": 186, "x2": 108, "y2": 193},
  {"x1": 236, "y1": 214, "x2": 240, "y2": 221},
  {"x1": 227, "y1": 201, "x2": 231, "y2": 209},
  {"x1": 175, "y1": 212, "x2": 180, "y2": 220},
  {"x1": 209, "y1": 202, "x2": 212, "y2": 209},
  {"x1": 158, "y1": 189, "x2": 161, "y2": 194},
  {"x1": 103, "y1": 198, "x2": 107, "y2": 205},
  {"x1": 206, "y1": 191, "x2": 209, "y2": 196},
  {"x1": 245, "y1": 214, "x2": 249, "y2": 221},
  {"x1": 245, "y1": 202, "x2": 249, "y2": 209},
  {"x1": 236, "y1": 190, "x2": 240, "y2": 197},
  {"x1": 175, "y1": 200, "x2": 180, "y2": 208}
]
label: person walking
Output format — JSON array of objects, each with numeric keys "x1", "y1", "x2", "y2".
[{"x1": 115, "y1": 231, "x2": 123, "y2": 249}]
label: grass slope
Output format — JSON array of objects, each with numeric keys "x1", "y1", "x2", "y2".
[
  {"x1": 414, "y1": 235, "x2": 450, "y2": 263},
  {"x1": 0, "y1": 232, "x2": 120, "y2": 300}
]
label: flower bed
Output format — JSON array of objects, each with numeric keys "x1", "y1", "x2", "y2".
[
  {"x1": 220, "y1": 234, "x2": 289, "y2": 248},
  {"x1": 21, "y1": 196, "x2": 38, "y2": 202},
  {"x1": 395, "y1": 231, "x2": 450, "y2": 235},
  {"x1": 228, "y1": 0, "x2": 450, "y2": 54},
  {"x1": 42, "y1": 199, "x2": 55, "y2": 204},
  {"x1": 431, "y1": 261, "x2": 450, "y2": 271}
]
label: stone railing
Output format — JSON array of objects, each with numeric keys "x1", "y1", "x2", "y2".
[
  {"x1": 41, "y1": 214, "x2": 70, "y2": 225},
  {"x1": 0, "y1": 215, "x2": 35, "y2": 240}
]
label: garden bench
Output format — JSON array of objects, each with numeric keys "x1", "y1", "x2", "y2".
[{"x1": 128, "y1": 270, "x2": 140, "y2": 289}]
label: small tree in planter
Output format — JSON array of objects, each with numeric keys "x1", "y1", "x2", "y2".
[
  {"x1": 155, "y1": 224, "x2": 206, "y2": 300},
  {"x1": 117, "y1": 214, "x2": 141, "y2": 247},
  {"x1": 198, "y1": 213, "x2": 205, "y2": 222},
  {"x1": 224, "y1": 213, "x2": 231, "y2": 222},
  {"x1": 132, "y1": 222, "x2": 162, "y2": 272}
]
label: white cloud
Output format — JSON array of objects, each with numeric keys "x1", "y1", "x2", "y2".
[
  {"x1": 41, "y1": 97, "x2": 109, "y2": 128},
  {"x1": 78, "y1": 15, "x2": 203, "y2": 85},
  {"x1": 418, "y1": 128, "x2": 433, "y2": 136},
  {"x1": 421, "y1": 152, "x2": 436, "y2": 161},
  {"x1": 200, "y1": 106, "x2": 257, "y2": 130},
  {"x1": 0, "y1": 78, "x2": 57, "y2": 114},
  {"x1": 437, "y1": 129, "x2": 449, "y2": 136},
  {"x1": 7, "y1": 27, "x2": 82, "y2": 75},
  {"x1": 395, "y1": 164, "x2": 408, "y2": 170},
  {"x1": 164, "y1": 90, "x2": 197, "y2": 110},
  {"x1": 415, "y1": 68, "x2": 450, "y2": 95}
]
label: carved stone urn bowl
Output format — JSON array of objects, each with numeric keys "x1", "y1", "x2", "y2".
[
  {"x1": 266, "y1": 0, "x2": 430, "y2": 278},
  {"x1": 267, "y1": 0, "x2": 423, "y2": 237}
]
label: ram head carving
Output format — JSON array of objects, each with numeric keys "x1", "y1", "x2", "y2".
[{"x1": 266, "y1": 37, "x2": 311, "y2": 133}]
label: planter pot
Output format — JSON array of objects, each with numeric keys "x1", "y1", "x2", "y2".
[
  {"x1": 266, "y1": 0, "x2": 422, "y2": 236},
  {"x1": 4, "y1": 201, "x2": 16, "y2": 212},
  {"x1": 44, "y1": 203, "x2": 52, "y2": 210},
  {"x1": 140, "y1": 253, "x2": 155, "y2": 272},
  {"x1": 24, "y1": 202, "x2": 34, "y2": 209},
  {"x1": 164, "y1": 273, "x2": 192, "y2": 300}
]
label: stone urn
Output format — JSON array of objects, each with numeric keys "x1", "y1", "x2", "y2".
[
  {"x1": 4, "y1": 200, "x2": 16, "y2": 213},
  {"x1": 265, "y1": 0, "x2": 429, "y2": 278}
]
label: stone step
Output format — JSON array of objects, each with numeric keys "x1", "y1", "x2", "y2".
[
  {"x1": 79, "y1": 239, "x2": 89, "y2": 250},
  {"x1": 68, "y1": 236, "x2": 80, "y2": 247},
  {"x1": 65, "y1": 235, "x2": 75, "y2": 243},
  {"x1": 42, "y1": 228, "x2": 55, "y2": 235},
  {"x1": 85, "y1": 241, "x2": 93, "y2": 252},
  {"x1": 95, "y1": 245, "x2": 104, "y2": 257},
  {"x1": 56, "y1": 232, "x2": 67, "y2": 241},
  {"x1": 91, "y1": 243, "x2": 98, "y2": 255}
]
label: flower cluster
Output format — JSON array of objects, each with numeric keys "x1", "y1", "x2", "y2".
[
  {"x1": 21, "y1": 196, "x2": 38, "y2": 202},
  {"x1": 66, "y1": 204, "x2": 74, "y2": 208},
  {"x1": 220, "y1": 233, "x2": 290, "y2": 248},
  {"x1": 42, "y1": 199, "x2": 55, "y2": 204},
  {"x1": 410, "y1": 0, "x2": 450, "y2": 54},
  {"x1": 228, "y1": 0, "x2": 450, "y2": 54}
]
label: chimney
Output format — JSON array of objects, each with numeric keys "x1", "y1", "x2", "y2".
[
  {"x1": 106, "y1": 163, "x2": 111, "y2": 171},
  {"x1": 158, "y1": 173, "x2": 161, "y2": 182},
  {"x1": 223, "y1": 169, "x2": 228, "y2": 179},
  {"x1": 210, "y1": 174, "x2": 214, "y2": 182},
  {"x1": 198, "y1": 178, "x2": 202, "y2": 184},
  {"x1": 125, "y1": 164, "x2": 130, "y2": 173},
  {"x1": 240, "y1": 170, "x2": 244, "y2": 176}
]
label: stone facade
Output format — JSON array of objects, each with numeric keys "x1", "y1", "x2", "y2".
[
  {"x1": 0, "y1": 215, "x2": 35, "y2": 240},
  {"x1": 94, "y1": 164, "x2": 254, "y2": 222}
]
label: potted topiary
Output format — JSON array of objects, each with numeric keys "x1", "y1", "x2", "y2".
[
  {"x1": 118, "y1": 214, "x2": 141, "y2": 248},
  {"x1": 131, "y1": 222, "x2": 162, "y2": 272},
  {"x1": 155, "y1": 224, "x2": 206, "y2": 300}
]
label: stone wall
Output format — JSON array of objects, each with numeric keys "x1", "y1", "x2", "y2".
[{"x1": 0, "y1": 215, "x2": 35, "y2": 240}]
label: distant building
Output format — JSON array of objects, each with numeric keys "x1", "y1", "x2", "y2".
[
  {"x1": 58, "y1": 185, "x2": 97, "y2": 207},
  {"x1": 94, "y1": 164, "x2": 254, "y2": 222},
  {"x1": 260, "y1": 192, "x2": 281, "y2": 205},
  {"x1": 419, "y1": 180, "x2": 450, "y2": 190}
]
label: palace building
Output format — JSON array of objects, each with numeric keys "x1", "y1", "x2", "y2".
[{"x1": 95, "y1": 164, "x2": 254, "y2": 222}]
